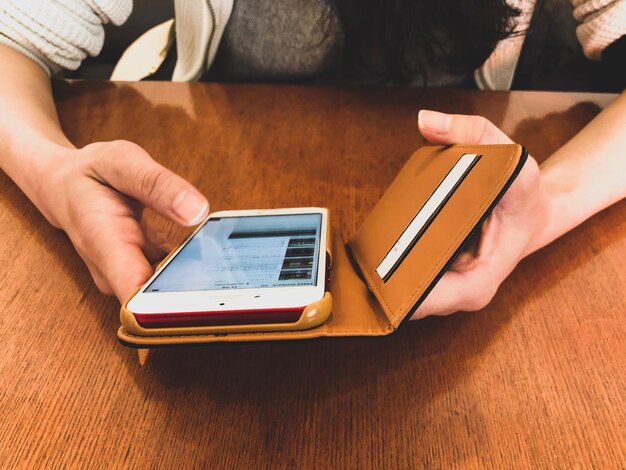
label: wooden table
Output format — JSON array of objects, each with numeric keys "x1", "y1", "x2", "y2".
[{"x1": 1, "y1": 81, "x2": 624, "y2": 468}]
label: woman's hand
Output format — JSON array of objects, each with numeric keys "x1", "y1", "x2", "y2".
[
  {"x1": 0, "y1": 47, "x2": 210, "y2": 303},
  {"x1": 37, "y1": 140, "x2": 209, "y2": 302},
  {"x1": 411, "y1": 110, "x2": 553, "y2": 318}
]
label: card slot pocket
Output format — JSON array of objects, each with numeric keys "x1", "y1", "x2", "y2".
[{"x1": 376, "y1": 153, "x2": 481, "y2": 282}]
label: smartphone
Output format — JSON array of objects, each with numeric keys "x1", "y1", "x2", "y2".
[{"x1": 125, "y1": 207, "x2": 331, "y2": 332}]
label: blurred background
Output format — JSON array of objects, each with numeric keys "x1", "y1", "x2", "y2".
[{"x1": 66, "y1": 0, "x2": 624, "y2": 92}]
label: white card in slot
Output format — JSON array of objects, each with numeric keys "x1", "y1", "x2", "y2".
[{"x1": 376, "y1": 153, "x2": 480, "y2": 281}]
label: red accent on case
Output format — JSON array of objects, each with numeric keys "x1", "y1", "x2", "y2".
[{"x1": 134, "y1": 307, "x2": 306, "y2": 329}]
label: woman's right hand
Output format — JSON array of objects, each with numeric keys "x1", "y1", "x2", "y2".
[
  {"x1": 0, "y1": 46, "x2": 208, "y2": 304},
  {"x1": 34, "y1": 140, "x2": 209, "y2": 303}
]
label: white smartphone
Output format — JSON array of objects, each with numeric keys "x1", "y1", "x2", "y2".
[{"x1": 125, "y1": 207, "x2": 330, "y2": 332}]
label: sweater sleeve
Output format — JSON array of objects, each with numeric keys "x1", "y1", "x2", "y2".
[
  {"x1": 572, "y1": 0, "x2": 626, "y2": 60},
  {"x1": 0, "y1": 0, "x2": 132, "y2": 75}
]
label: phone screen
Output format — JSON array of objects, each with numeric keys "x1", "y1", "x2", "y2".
[{"x1": 145, "y1": 213, "x2": 322, "y2": 293}]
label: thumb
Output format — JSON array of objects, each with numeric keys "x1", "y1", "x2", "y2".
[
  {"x1": 88, "y1": 140, "x2": 209, "y2": 226},
  {"x1": 417, "y1": 110, "x2": 513, "y2": 145}
]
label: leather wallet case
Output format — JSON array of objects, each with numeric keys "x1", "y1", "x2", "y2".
[{"x1": 118, "y1": 144, "x2": 527, "y2": 347}]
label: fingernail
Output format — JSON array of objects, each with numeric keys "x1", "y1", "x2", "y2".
[
  {"x1": 418, "y1": 110, "x2": 452, "y2": 134},
  {"x1": 172, "y1": 190, "x2": 209, "y2": 225}
]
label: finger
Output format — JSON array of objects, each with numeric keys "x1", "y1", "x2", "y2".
[
  {"x1": 103, "y1": 242, "x2": 154, "y2": 302},
  {"x1": 411, "y1": 268, "x2": 498, "y2": 319},
  {"x1": 72, "y1": 217, "x2": 159, "y2": 302},
  {"x1": 140, "y1": 218, "x2": 175, "y2": 251},
  {"x1": 82, "y1": 223, "x2": 155, "y2": 302},
  {"x1": 417, "y1": 110, "x2": 513, "y2": 145},
  {"x1": 88, "y1": 265, "x2": 115, "y2": 297},
  {"x1": 412, "y1": 216, "x2": 526, "y2": 319},
  {"x1": 126, "y1": 197, "x2": 144, "y2": 220},
  {"x1": 139, "y1": 219, "x2": 173, "y2": 263},
  {"x1": 411, "y1": 272, "x2": 468, "y2": 319},
  {"x1": 447, "y1": 228, "x2": 482, "y2": 271},
  {"x1": 74, "y1": 243, "x2": 115, "y2": 296},
  {"x1": 447, "y1": 250, "x2": 479, "y2": 272},
  {"x1": 87, "y1": 140, "x2": 209, "y2": 227},
  {"x1": 142, "y1": 239, "x2": 168, "y2": 266}
]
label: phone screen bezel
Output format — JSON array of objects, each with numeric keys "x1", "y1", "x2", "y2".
[{"x1": 126, "y1": 207, "x2": 328, "y2": 315}]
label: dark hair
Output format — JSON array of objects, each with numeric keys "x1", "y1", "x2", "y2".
[{"x1": 333, "y1": 0, "x2": 522, "y2": 84}]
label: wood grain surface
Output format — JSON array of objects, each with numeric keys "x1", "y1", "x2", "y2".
[{"x1": 0, "y1": 81, "x2": 624, "y2": 468}]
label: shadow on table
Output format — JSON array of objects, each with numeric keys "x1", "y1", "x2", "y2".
[{"x1": 509, "y1": 101, "x2": 604, "y2": 163}]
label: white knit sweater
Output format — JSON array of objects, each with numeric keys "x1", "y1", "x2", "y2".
[
  {"x1": 0, "y1": 0, "x2": 132, "y2": 72},
  {"x1": 0, "y1": 0, "x2": 624, "y2": 89}
]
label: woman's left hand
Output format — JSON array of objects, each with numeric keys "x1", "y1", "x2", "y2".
[{"x1": 411, "y1": 110, "x2": 553, "y2": 318}]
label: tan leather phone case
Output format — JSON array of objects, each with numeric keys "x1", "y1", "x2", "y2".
[{"x1": 118, "y1": 144, "x2": 527, "y2": 347}]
